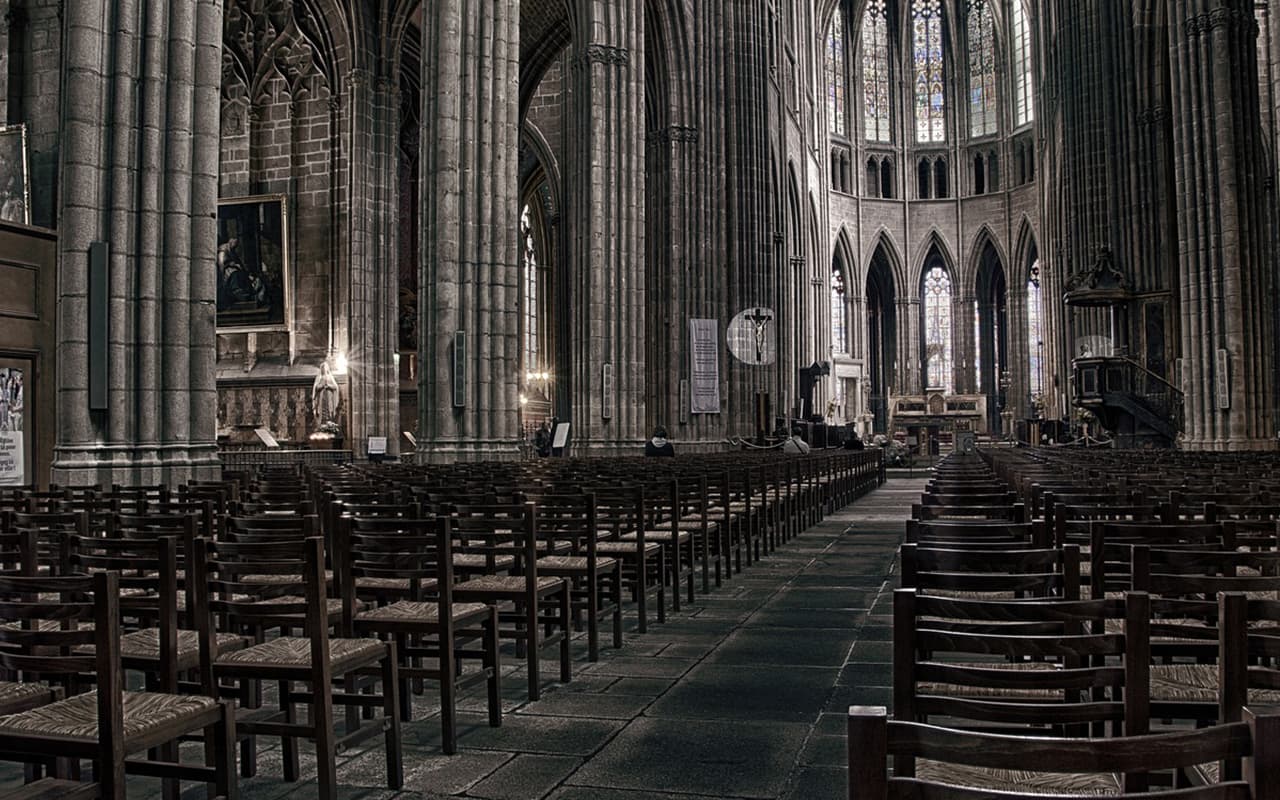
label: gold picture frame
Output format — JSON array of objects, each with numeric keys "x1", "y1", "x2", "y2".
[{"x1": 216, "y1": 193, "x2": 291, "y2": 332}]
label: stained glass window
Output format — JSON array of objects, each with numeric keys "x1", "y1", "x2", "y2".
[
  {"x1": 1013, "y1": 0, "x2": 1034, "y2": 126},
  {"x1": 924, "y1": 265, "x2": 953, "y2": 391},
  {"x1": 832, "y1": 264, "x2": 848, "y2": 355},
  {"x1": 862, "y1": 0, "x2": 891, "y2": 142},
  {"x1": 1027, "y1": 259, "x2": 1043, "y2": 397},
  {"x1": 968, "y1": 0, "x2": 997, "y2": 137},
  {"x1": 913, "y1": 0, "x2": 946, "y2": 143},
  {"x1": 521, "y1": 203, "x2": 539, "y2": 371},
  {"x1": 827, "y1": 7, "x2": 847, "y2": 135}
]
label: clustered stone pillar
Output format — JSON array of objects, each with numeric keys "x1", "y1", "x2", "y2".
[
  {"x1": 417, "y1": 0, "x2": 521, "y2": 461},
  {"x1": 53, "y1": 0, "x2": 222, "y2": 485},
  {"x1": 1168, "y1": 0, "x2": 1275, "y2": 449},
  {"x1": 346, "y1": 70, "x2": 401, "y2": 458},
  {"x1": 566, "y1": 0, "x2": 647, "y2": 453}
]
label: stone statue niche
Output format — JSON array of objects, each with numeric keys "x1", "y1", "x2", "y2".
[{"x1": 311, "y1": 361, "x2": 341, "y2": 434}]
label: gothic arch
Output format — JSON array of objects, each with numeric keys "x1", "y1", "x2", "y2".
[
  {"x1": 964, "y1": 224, "x2": 1008, "y2": 289},
  {"x1": 787, "y1": 163, "x2": 804, "y2": 255},
  {"x1": 1012, "y1": 215, "x2": 1040, "y2": 280},
  {"x1": 834, "y1": 226, "x2": 860, "y2": 295},
  {"x1": 863, "y1": 228, "x2": 906, "y2": 291},
  {"x1": 910, "y1": 229, "x2": 958, "y2": 290}
]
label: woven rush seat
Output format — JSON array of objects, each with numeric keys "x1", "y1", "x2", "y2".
[
  {"x1": 678, "y1": 516, "x2": 718, "y2": 531},
  {"x1": 239, "y1": 570, "x2": 334, "y2": 585},
  {"x1": 0, "y1": 682, "x2": 56, "y2": 716},
  {"x1": 915, "y1": 760, "x2": 1122, "y2": 796},
  {"x1": 76, "y1": 629, "x2": 246, "y2": 670},
  {"x1": 537, "y1": 555, "x2": 618, "y2": 571},
  {"x1": 622, "y1": 530, "x2": 691, "y2": 543},
  {"x1": 216, "y1": 636, "x2": 384, "y2": 671},
  {"x1": 453, "y1": 554, "x2": 516, "y2": 571},
  {"x1": 1150, "y1": 663, "x2": 1280, "y2": 704},
  {"x1": 0, "y1": 690, "x2": 216, "y2": 744},
  {"x1": 356, "y1": 575, "x2": 438, "y2": 592},
  {"x1": 357, "y1": 600, "x2": 489, "y2": 623},
  {"x1": 597, "y1": 541, "x2": 662, "y2": 555},
  {"x1": 455, "y1": 575, "x2": 563, "y2": 594}
]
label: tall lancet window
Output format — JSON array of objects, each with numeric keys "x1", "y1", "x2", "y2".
[
  {"x1": 832, "y1": 263, "x2": 849, "y2": 355},
  {"x1": 863, "y1": 0, "x2": 891, "y2": 142},
  {"x1": 1027, "y1": 259, "x2": 1044, "y2": 397},
  {"x1": 913, "y1": 0, "x2": 946, "y2": 143},
  {"x1": 521, "y1": 203, "x2": 539, "y2": 371},
  {"x1": 827, "y1": 6, "x2": 848, "y2": 135},
  {"x1": 1012, "y1": 0, "x2": 1034, "y2": 126},
  {"x1": 967, "y1": 0, "x2": 997, "y2": 137},
  {"x1": 923, "y1": 265, "x2": 953, "y2": 391}
]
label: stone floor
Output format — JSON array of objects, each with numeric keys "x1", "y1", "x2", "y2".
[{"x1": 16, "y1": 478, "x2": 923, "y2": 800}]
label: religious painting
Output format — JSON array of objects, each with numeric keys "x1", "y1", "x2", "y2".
[
  {"x1": 0, "y1": 124, "x2": 31, "y2": 226},
  {"x1": 0, "y1": 361, "x2": 29, "y2": 486},
  {"x1": 216, "y1": 194, "x2": 290, "y2": 331}
]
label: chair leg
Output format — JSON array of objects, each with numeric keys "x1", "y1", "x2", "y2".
[
  {"x1": 656, "y1": 549, "x2": 667, "y2": 625},
  {"x1": 686, "y1": 537, "x2": 696, "y2": 604},
  {"x1": 611, "y1": 567, "x2": 624, "y2": 649},
  {"x1": 559, "y1": 584, "x2": 572, "y2": 683},
  {"x1": 211, "y1": 701, "x2": 238, "y2": 800},
  {"x1": 587, "y1": 572, "x2": 600, "y2": 662},
  {"x1": 440, "y1": 630, "x2": 458, "y2": 755},
  {"x1": 485, "y1": 607, "x2": 502, "y2": 727},
  {"x1": 669, "y1": 543, "x2": 682, "y2": 613},
  {"x1": 239, "y1": 678, "x2": 258, "y2": 778},
  {"x1": 636, "y1": 553, "x2": 648, "y2": 634},
  {"x1": 526, "y1": 597, "x2": 541, "y2": 700},
  {"x1": 381, "y1": 644, "x2": 404, "y2": 789},
  {"x1": 280, "y1": 680, "x2": 299, "y2": 782},
  {"x1": 312, "y1": 675, "x2": 338, "y2": 800}
]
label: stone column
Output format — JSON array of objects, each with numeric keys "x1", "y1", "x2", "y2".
[
  {"x1": 566, "y1": 0, "x2": 647, "y2": 453},
  {"x1": 1169, "y1": 0, "x2": 1274, "y2": 449},
  {"x1": 417, "y1": 0, "x2": 521, "y2": 461},
  {"x1": 53, "y1": 0, "x2": 221, "y2": 485},
  {"x1": 347, "y1": 71, "x2": 401, "y2": 457}
]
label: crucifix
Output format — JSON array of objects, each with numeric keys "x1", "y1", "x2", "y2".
[{"x1": 747, "y1": 307, "x2": 773, "y2": 364}]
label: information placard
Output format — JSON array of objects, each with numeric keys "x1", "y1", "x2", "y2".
[{"x1": 689, "y1": 319, "x2": 721, "y2": 414}]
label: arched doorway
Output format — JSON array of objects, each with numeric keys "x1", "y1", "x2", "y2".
[{"x1": 866, "y1": 244, "x2": 896, "y2": 433}]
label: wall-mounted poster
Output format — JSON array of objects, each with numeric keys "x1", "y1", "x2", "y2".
[
  {"x1": 0, "y1": 364, "x2": 27, "y2": 486},
  {"x1": 216, "y1": 194, "x2": 290, "y2": 331},
  {"x1": 0, "y1": 124, "x2": 31, "y2": 225}
]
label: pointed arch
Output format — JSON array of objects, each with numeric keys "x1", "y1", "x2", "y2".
[
  {"x1": 964, "y1": 224, "x2": 1008, "y2": 289},
  {"x1": 787, "y1": 163, "x2": 804, "y2": 255},
  {"x1": 863, "y1": 227, "x2": 907, "y2": 292},
  {"x1": 919, "y1": 239, "x2": 955, "y2": 392},
  {"x1": 834, "y1": 226, "x2": 860, "y2": 295},
  {"x1": 909, "y1": 229, "x2": 957, "y2": 290},
  {"x1": 1012, "y1": 214, "x2": 1041, "y2": 278}
]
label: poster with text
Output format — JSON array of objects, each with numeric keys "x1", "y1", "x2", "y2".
[
  {"x1": 689, "y1": 319, "x2": 721, "y2": 414},
  {"x1": 0, "y1": 366, "x2": 25, "y2": 486}
]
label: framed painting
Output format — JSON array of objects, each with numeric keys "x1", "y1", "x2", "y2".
[
  {"x1": 216, "y1": 194, "x2": 291, "y2": 331},
  {"x1": 0, "y1": 124, "x2": 31, "y2": 226}
]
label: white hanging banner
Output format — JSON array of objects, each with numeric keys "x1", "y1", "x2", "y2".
[
  {"x1": 0, "y1": 432, "x2": 22, "y2": 486},
  {"x1": 689, "y1": 319, "x2": 721, "y2": 414}
]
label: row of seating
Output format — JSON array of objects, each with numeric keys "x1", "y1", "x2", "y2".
[
  {"x1": 849, "y1": 450, "x2": 1280, "y2": 799},
  {"x1": 0, "y1": 447, "x2": 883, "y2": 799}
]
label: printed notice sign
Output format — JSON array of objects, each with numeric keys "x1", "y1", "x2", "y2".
[
  {"x1": 689, "y1": 319, "x2": 721, "y2": 414},
  {"x1": 0, "y1": 432, "x2": 23, "y2": 486}
]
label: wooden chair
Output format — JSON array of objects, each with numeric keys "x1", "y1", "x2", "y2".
[
  {"x1": 892, "y1": 589, "x2": 1152, "y2": 793},
  {"x1": 0, "y1": 570, "x2": 236, "y2": 800},
  {"x1": 527, "y1": 492, "x2": 624, "y2": 661},
  {"x1": 593, "y1": 485, "x2": 666, "y2": 634},
  {"x1": 338, "y1": 515, "x2": 501, "y2": 754},
  {"x1": 899, "y1": 544, "x2": 1081, "y2": 600},
  {"x1": 848, "y1": 705, "x2": 1279, "y2": 800},
  {"x1": 449, "y1": 502, "x2": 573, "y2": 700},
  {"x1": 199, "y1": 536, "x2": 402, "y2": 797}
]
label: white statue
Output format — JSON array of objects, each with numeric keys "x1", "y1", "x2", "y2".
[{"x1": 311, "y1": 362, "x2": 340, "y2": 426}]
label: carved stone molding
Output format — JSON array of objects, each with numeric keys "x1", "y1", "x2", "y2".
[
  {"x1": 645, "y1": 125, "x2": 700, "y2": 147},
  {"x1": 570, "y1": 43, "x2": 631, "y2": 71}
]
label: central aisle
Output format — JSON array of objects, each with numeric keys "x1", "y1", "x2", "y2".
[{"x1": 239, "y1": 477, "x2": 927, "y2": 800}]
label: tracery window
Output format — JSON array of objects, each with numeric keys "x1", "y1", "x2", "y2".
[
  {"x1": 968, "y1": 0, "x2": 997, "y2": 137},
  {"x1": 521, "y1": 203, "x2": 539, "y2": 371},
  {"x1": 863, "y1": 0, "x2": 891, "y2": 142},
  {"x1": 913, "y1": 0, "x2": 946, "y2": 143},
  {"x1": 923, "y1": 265, "x2": 953, "y2": 391},
  {"x1": 1012, "y1": 0, "x2": 1034, "y2": 126},
  {"x1": 832, "y1": 264, "x2": 849, "y2": 355},
  {"x1": 827, "y1": 6, "x2": 848, "y2": 136},
  {"x1": 1027, "y1": 259, "x2": 1043, "y2": 397}
]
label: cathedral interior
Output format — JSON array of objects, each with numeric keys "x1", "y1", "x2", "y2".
[{"x1": 0, "y1": 1, "x2": 1278, "y2": 798}]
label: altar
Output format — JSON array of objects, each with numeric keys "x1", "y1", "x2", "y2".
[{"x1": 889, "y1": 392, "x2": 989, "y2": 453}]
